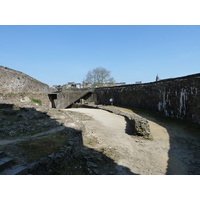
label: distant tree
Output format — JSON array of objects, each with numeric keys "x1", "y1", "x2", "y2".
[{"x1": 85, "y1": 67, "x2": 116, "y2": 87}]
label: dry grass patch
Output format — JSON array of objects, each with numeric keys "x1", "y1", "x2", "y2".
[{"x1": 16, "y1": 131, "x2": 69, "y2": 162}]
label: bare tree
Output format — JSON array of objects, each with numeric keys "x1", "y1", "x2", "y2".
[{"x1": 85, "y1": 67, "x2": 115, "y2": 87}]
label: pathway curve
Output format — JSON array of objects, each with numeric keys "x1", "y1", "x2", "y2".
[{"x1": 67, "y1": 108, "x2": 171, "y2": 175}]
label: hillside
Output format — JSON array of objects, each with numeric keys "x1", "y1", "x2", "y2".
[{"x1": 0, "y1": 65, "x2": 50, "y2": 94}]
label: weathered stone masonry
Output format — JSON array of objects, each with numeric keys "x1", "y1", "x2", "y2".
[
  {"x1": 94, "y1": 73, "x2": 200, "y2": 125},
  {"x1": 0, "y1": 65, "x2": 50, "y2": 107},
  {"x1": 49, "y1": 88, "x2": 94, "y2": 109},
  {"x1": 2, "y1": 64, "x2": 199, "y2": 125}
]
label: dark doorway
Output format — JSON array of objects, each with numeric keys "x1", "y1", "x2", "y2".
[{"x1": 48, "y1": 94, "x2": 57, "y2": 108}]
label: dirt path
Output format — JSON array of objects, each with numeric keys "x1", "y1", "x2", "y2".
[
  {"x1": 133, "y1": 110, "x2": 200, "y2": 175},
  {"x1": 66, "y1": 108, "x2": 172, "y2": 175},
  {"x1": 0, "y1": 126, "x2": 65, "y2": 146},
  {"x1": 1, "y1": 103, "x2": 198, "y2": 175}
]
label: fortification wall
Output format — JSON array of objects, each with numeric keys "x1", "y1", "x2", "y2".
[
  {"x1": 0, "y1": 65, "x2": 50, "y2": 107},
  {"x1": 51, "y1": 89, "x2": 94, "y2": 109},
  {"x1": 0, "y1": 65, "x2": 50, "y2": 94},
  {"x1": 2, "y1": 64, "x2": 199, "y2": 125},
  {"x1": 94, "y1": 73, "x2": 200, "y2": 125}
]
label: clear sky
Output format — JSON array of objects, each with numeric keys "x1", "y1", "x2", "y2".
[{"x1": 0, "y1": 25, "x2": 200, "y2": 86}]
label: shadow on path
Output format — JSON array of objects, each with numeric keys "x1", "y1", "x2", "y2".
[
  {"x1": 131, "y1": 109, "x2": 200, "y2": 175},
  {"x1": 0, "y1": 103, "x2": 138, "y2": 175}
]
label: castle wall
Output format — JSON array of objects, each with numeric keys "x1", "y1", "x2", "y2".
[
  {"x1": 0, "y1": 66, "x2": 50, "y2": 107},
  {"x1": 94, "y1": 74, "x2": 200, "y2": 125},
  {"x1": 1, "y1": 65, "x2": 199, "y2": 125},
  {"x1": 0, "y1": 66, "x2": 50, "y2": 94}
]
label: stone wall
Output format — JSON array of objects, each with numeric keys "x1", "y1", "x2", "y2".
[
  {"x1": 0, "y1": 93, "x2": 51, "y2": 108},
  {"x1": 27, "y1": 134, "x2": 82, "y2": 175},
  {"x1": 0, "y1": 65, "x2": 50, "y2": 107},
  {"x1": 94, "y1": 73, "x2": 200, "y2": 125},
  {"x1": 50, "y1": 88, "x2": 94, "y2": 109},
  {"x1": 3, "y1": 63, "x2": 198, "y2": 126},
  {"x1": 0, "y1": 66, "x2": 50, "y2": 94}
]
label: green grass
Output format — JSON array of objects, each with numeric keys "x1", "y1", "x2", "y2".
[
  {"x1": 8, "y1": 92, "x2": 14, "y2": 97},
  {"x1": 30, "y1": 97, "x2": 42, "y2": 105}
]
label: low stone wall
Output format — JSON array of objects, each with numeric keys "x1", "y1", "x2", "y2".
[
  {"x1": 80, "y1": 104, "x2": 151, "y2": 139},
  {"x1": 27, "y1": 134, "x2": 82, "y2": 175}
]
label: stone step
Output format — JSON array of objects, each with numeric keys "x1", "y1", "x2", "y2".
[
  {"x1": 0, "y1": 151, "x2": 5, "y2": 158},
  {"x1": 0, "y1": 164, "x2": 28, "y2": 175},
  {"x1": 0, "y1": 157, "x2": 14, "y2": 172}
]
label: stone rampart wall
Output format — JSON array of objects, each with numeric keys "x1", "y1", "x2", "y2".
[
  {"x1": 0, "y1": 65, "x2": 50, "y2": 107},
  {"x1": 94, "y1": 73, "x2": 200, "y2": 125},
  {"x1": 0, "y1": 66, "x2": 50, "y2": 94}
]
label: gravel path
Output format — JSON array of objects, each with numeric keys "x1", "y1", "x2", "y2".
[
  {"x1": 67, "y1": 108, "x2": 171, "y2": 175},
  {"x1": 66, "y1": 108, "x2": 200, "y2": 175}
]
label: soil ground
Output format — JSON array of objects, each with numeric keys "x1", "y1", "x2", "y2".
[
  {"x1": 1, "y1": 102, "x2": 199, "y2": 175},
  {"x1": 65, "y1": 107, "x2": 200, "y2": 175}
]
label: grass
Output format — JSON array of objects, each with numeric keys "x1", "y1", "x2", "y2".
[
  {"x1": 17, "y1": 132, "x2": 69, "y2": 162},
  {"x1": 30, "y1": 97, "x2": 42, "y2": 105},
  {"x1": 99, "y1": 147, "x2": 120, "y2": 161},
  {"x1": 52, "y1": 157, "x2": 89, "y2": 175},
  {"x1": 8, "y1": 92, "x2": 14, "y2": 97}
]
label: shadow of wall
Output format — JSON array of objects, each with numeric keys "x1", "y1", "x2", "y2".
[
  {"x1": 131, "y1": 109, "x2": 200, "y2": 175},
  {"x1": 0, "y1": 103, "x2": 137, "y2": 175},
  {"x1": 93, "y1": 74, "x2": 200, "y2": 126}
]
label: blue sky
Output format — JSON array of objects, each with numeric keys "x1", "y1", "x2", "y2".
[{"x1": 0, "y1": 25, "x2": 200, "y2": 86}]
